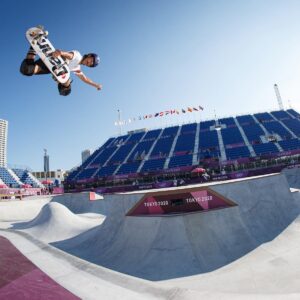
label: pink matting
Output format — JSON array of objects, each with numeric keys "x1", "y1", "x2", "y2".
[{"x1": 0, "y1": 236, "x2": 79, "y2": 299}]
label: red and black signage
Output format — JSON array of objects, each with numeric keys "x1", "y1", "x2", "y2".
[{"x1": 126, "y1": 187, "x2": 237, "y2": 216}]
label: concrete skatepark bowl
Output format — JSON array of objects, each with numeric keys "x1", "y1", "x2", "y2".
[{"x1": 1, "y1": 172, "x2": 300, "y2": 299}]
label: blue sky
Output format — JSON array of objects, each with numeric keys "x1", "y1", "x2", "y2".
[{"x1": 2, "y1": 0, "x2": 300, "y2": 171}]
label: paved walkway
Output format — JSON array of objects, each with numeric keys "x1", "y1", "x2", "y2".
[{"x1": 0, "y1": 235, "x2": 79, "y2": 300}]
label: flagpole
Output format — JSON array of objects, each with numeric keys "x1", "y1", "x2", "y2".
[
  {"x1": 214, "y1": 109, "x2": 219, "y2": 126},
  {"x1": 117, "y1": 109, "x2": 122, "y2": 135}
]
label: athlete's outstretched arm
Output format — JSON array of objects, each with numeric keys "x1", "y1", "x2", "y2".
[
  {"x1": 76, "y1": 72, "x2": 102, "y2": 90},
  {"x1": 51, "y1": 49, "x2": 74, "y2": 60}
]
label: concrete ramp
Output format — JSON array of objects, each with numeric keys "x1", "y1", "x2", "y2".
[
  {"x1": 53, "y1": 173, "x2": 300, "y2": 281},
  {"x1": 165, "y1": 215, "x2": 300, "y2": 296},
  {"x1": 12, "y1": 202, "x2": 104, "y2": 243},
  {"x1": 0, "y1": 196, "x2": 51, "y2": 223},
  {"x1": 51, "y1": 192, "x2": 107, "y2": 215},
  {"x1": 282, "y1": 166, "x2": 300, "y2": 189}
]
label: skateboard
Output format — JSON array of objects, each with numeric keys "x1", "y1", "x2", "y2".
[{"x1": 26, "y1": 26, "x2": 70, "y2": 84}]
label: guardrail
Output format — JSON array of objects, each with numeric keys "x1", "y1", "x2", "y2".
[{"x1": 0, "y1": 193, "x2": 22, "y2": 200}]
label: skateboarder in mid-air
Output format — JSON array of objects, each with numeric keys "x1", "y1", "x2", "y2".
[{"x1": 20, "y1": 27, "x2": 102, "y2": 96}]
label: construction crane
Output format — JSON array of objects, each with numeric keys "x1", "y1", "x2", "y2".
[{"x1": 274, "y1": 84, "x2": 284, "y2": 110}]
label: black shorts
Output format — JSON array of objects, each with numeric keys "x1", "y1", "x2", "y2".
[{"x1": 35, "y1": 58, "x2": 50, "y2": 74}]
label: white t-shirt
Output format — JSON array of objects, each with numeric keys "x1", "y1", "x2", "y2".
[{"x1": 68, "y1": 50, "x2": 83, "y2": 74}]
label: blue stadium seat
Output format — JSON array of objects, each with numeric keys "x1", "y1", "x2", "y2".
[
  {"x1": 173, "y1": 133, "x2": 196, "y2": 154},
  {"x1": 252, "y1": 143, "x2": 279, "y2": 156},
  {"x1": 236, "y1": 114, "x2": 256, "y2": 125},
  {"x1": 219, "y1": 117, "x2": 236, "y2": 127},
  {"x1": 271, "y1": 110, "x2": 290, "y2": 120},
  {"x1": 287, "y1": 109, "x2": 300, "y2": 118},
  {"x1": 282, "y1": 119, "x2": 300, "y2": 137},
  {"x1": 128, "y1": 140, "x2": 155, "y2": 161},
  {"x1": 254, "y1": 112, "x2": 274, "y2": 122},
  {"x1": 66, "y1": 169, "x2": 80, "y2": 181},
  {"x1": 160, "y1": 126, "x2": 179, "y2": 138},
  {"x1": 263, "y1": 121, "x2": 292, "y2": 139},
  {"x1": 0, "y1": 167, "x2": 21, "y2": 188},
  {"x1": 141, "y1": 158, "x2": 166, "y2": 172},
  {"x1": 222, "y1": 127, "x2": 244, "y2": 146},
  {"x1": 81, "y1": 139, "x2": 115, "y2": 168},
  {"x1": 117, "y1": 162, "x2": 141, "y2": 175},
  {"x1": 96, "y1": 165, "x2": 118, "y2": 177},
  {"x1": 199, "y1": 149, "x2": 220, "y2": 160},
  {"x1": 278, "y1": 138, "x2": 300, "y2": 151},
  {"x1": 76, "y1": 168, "x2": 98, "y2": 180},
  {"x1": 142, "y1": 129, "x2": 162, "y2": 141},
  {"x1": 107, "y1": 144, "x2": 135, "y2": 164},
  {"x1": 65, "y1": 109, "x2": 300, "y2": 185},
  {"x1": 150, "y1": 137, "x2": 174, "y2": 157},
  {"x1": 199, "y1": 130, "x2": 219, "y2": 149},
  {"x1": 181, "y1": 123, "x2": 197, "y2": 134},
  {"x1": 92, "y1": 146, "x2": 118, "y2": 165},
  {"x1": 200, "y1": 120, "x2": 215, "y2": 131},
  {"x1": 111, "y1": 134, "x2": 130, "y2": 147},
  {"x1": 225, "y1": 146, "x2": 251, "y2": 160},
  {"x1": 13, "y1": 169, "x2": 42, "y2": 188},
  {"x1": 126, "y1": 132, "x2": 145, "y2": 144},
  {"x1": 242, "y1": 124, "x2": 264, "y2": 143},
  {"x1": 168, "y1": 155, "x2": 193, "y2": 168}
]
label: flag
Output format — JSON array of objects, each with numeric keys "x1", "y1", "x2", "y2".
[{"x1": 116, "y1": 103, "x2": 204, "y2": 126}]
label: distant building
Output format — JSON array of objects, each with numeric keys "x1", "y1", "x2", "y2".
[
  {"x1": 0, "y1": 119, "x2": 8, "y2": 167},
  {"x1": 82, "y1": 149, "x2": 91, "y2": 163},
  {"x1": 43, "y1": 149, "x2": 49, "y2": 174},
  {"x1": 32, "y1": 169, "x2": 66, "y2": 185}
]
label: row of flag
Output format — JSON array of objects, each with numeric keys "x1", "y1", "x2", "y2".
[{"x1": 114, "y1": 105, "x2": 204, "y2": 126}]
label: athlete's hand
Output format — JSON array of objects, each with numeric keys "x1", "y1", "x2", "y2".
[
  {"x1": 51, "y1": 50, "x2": 62, "y2": 58},
  {"x1": 96, "y1": 84, "x2": 102, "y2": 91}
]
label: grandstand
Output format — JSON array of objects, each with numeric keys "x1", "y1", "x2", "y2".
[
  {"x1": 0, "y1": 167, "x2": 43, "y2": 188},
  {"x1": 65, "y1": 109, "x2": 300, "y2": 191}
]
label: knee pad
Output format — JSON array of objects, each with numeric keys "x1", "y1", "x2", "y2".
[
  {"x1": 20, "y1": 59, "x2": 35, "y2": 76},
  {"x1": 58, "y1": 83, "x2": 71, "y2": 96}
]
